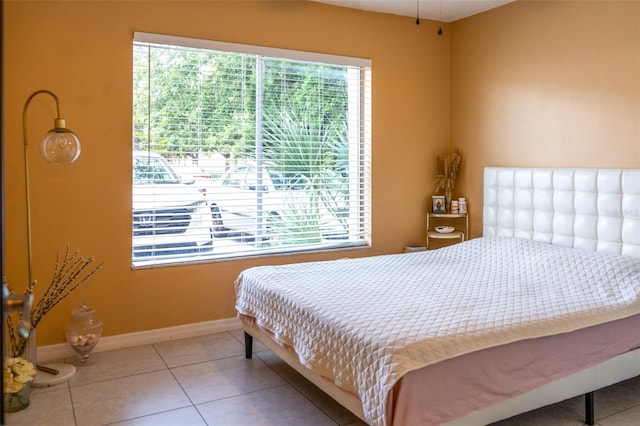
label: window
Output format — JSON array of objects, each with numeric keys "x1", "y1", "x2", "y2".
[{"x1": 132, "y1": 32, "x2": 371, "y2": 267}]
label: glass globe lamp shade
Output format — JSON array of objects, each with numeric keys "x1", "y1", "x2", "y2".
[{"x1": 41, "y1": 119, "x2": 81, "y2": 164}]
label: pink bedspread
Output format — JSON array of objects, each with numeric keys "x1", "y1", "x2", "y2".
[{"x1": 390, "y1": 314, "x2": 640, "y2": 425}]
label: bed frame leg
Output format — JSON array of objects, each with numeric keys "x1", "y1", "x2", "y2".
[
  {"x1": 585, "y1": 391, "x2": 595, "y2": 425},
  {"x1": 244, "y1": 332, "x2": 253, "y2": 359}
]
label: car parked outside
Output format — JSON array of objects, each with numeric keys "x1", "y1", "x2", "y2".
[
  {"x1": 208, "y1": 164, "x2": 348, "y2": 241},
  {"x1": 176, "y1": 165, "x2": 215, "y2": 182},
  {"x1": 207, "y1": 165, "x2": 306, "y2": 238},
  {"x1": 132, "y1": 151, "x2": 216, "y2": 259}
]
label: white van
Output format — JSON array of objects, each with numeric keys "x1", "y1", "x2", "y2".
[{"x1": 132, "y1": 151, "x2": 215, "y2": 259}]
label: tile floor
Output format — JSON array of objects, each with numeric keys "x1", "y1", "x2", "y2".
[{"x1": 5, "y1": 330, "x2": 640, "y2": 426}]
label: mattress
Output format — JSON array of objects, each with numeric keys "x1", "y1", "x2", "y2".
[{"x1": 235, "y1": 237, "x2": 640, "y2": 426}]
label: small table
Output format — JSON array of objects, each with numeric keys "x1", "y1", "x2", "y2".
[{"x1": 426, "y1": 213, "x2": 468, "y2": 249}]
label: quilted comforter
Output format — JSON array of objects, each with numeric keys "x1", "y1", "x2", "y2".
[{"x1": 234, "y1": 237, "x2": 640, "y2": 426}]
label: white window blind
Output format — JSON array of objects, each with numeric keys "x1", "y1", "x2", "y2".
[{"x1": 132, "y1": 32, "x2": 371, "y2": 267}]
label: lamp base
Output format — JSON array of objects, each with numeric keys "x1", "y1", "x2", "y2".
[{"x1": 31, "y1": 363, "x2": 76, "y2": 387}]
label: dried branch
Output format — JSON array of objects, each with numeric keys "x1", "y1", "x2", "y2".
[{"x1": 5, "y1": 244, "x2": 103, "y2": 356}]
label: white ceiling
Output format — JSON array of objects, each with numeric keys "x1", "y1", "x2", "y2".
[{"x1": 311, "y1": 0, "x2": 516, "y2": 23}]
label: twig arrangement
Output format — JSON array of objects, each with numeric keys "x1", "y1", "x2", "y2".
[
  {"x1": 434, "y1": 148, "x2": 462, "y2": 195},
  {"x1": 5, "y1": 245, "x2": 103, "y2": 357}
]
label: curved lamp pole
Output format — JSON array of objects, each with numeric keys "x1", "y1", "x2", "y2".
[
  {"x1": 21, "y1": 90, "x2": 81, "y2": 290},
  {"x1": 2, "y1": 90, "x2": 82, "y2": 395}
]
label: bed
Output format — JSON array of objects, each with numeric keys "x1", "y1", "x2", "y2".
[{"x1": 235, "y1": 167, "x2": 640, "y2": 425}]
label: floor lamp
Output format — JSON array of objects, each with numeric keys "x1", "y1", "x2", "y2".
[{"x1": 4, "y1": 89, "x2": 82, "y2": 387}]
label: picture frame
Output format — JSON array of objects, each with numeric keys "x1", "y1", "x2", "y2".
[{"x1": 432, "y1": 195, "x2": 446, "y2": 213}]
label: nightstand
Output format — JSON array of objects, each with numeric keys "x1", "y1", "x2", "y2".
[{"x1": 426, "y1": 213, "x2": 469, "y2": 249}]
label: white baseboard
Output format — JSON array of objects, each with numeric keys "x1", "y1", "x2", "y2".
[{"x1": 37, "y1": 317, "x2": 242, "y2": 362}]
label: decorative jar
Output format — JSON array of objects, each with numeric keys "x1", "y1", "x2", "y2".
[{"x1": 65, "y1": 301, "x2": 102, "y2": 363}]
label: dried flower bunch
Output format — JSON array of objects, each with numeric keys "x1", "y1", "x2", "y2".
[
  {"x1": 5, "y1": 245, "x2": 103, "y2": 357},
  {"x1": 434, "y1": 149, "x2": 462, "y2": 195}
]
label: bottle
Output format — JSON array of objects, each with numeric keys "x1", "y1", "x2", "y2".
[
  {"x1": 451, "y1": 200, "x2": 459, "y2": 214},
  {"x1": 459, "y1": 198, "x2": 467, "y2": 214}
]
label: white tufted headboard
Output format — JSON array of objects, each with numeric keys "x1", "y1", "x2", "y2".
[{"x1": 483, "y1": 167, "x2": 640, "y2": 258}]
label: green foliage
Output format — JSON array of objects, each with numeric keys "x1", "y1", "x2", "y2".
[
  {"x1": 133, "y1": 42, "x2": 353, "y2": 240},
  {"x1": 134, "y1": 44, "x2": 257, "y2": 158}
]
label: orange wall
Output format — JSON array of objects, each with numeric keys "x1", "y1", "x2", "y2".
[
  {"x1": 451, "y1": 1, "x2": 640, "y2": 236},
  {"x1": 3, "y1": 1, "x2": 449, "y2": 345},
  {"x1": 6, "y1": 0, "x2": 638, "y2": 347}
]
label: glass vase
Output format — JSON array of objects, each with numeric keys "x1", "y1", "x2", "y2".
[
  {"x1": 22, "y1": 328, "x2": 37, "y2": 368},
  {"x1": 444, "y1": 189, "x2": 453, "y2": 213},
  {"x1": 3, "y1": 331, "x2": 35, "y2": 413},
  {"x1": 3, "y1": 383, "x2": 30, "y2": 412}
]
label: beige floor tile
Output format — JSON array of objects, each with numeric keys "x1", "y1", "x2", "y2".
[
  {"x1": 154, "y1": 332, "x2": 245, "y2": 368},
  {"x1": 11, "y1": 333, "x2": 639, "y2": 426},
  {"x1": 490, "y1": 404, "x2": 586, "y2": 425},
  {"x1": 4, "y1": 387, "x2": 75, "y2": 426},
  {"x1": 254, "y1": 350, "x2": 360, "y2": 424},
  {"x1": 71, "y1": 370, "x2": 191, "y2": 425},
  {"x1": 558, "y1": 383, "x2": 640, "y2": 420},
  {"x1": 619, "y1": 375, "x2": 640, "y2": 393},
  {"x1": 196, "y1": 384, "x2": 336, "y2": 426},
  {"x1": 111, "y1": 406, "x2": 207, "y2": 426},
  {"x1": 230, "y1": 328, "x2": 268, "y2": 353},
  {"x1": 256, "y1": 350, "x2": 306, "y2": 384},
  {"x1": 171, "y1": 354, "x2": 286, "y2": 405},
  {"x1": 229, "y1": 328, "x2": 246, "y2": 343},
  {"x1": 229, "y1": 330, "x2": 269, "y2": 353},
  {"x1": 290, "y1": 378, "x2": 362, "y2": 425},
  {"x1": 599, "y1": 404, "x2": 640, "y2": 426},
  {"x1": 67, "y1": 344, "x2": 167, "y2": 387}
]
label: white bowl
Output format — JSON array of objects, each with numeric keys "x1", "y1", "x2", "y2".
[{"x1": 435, "y1": 226, "x2": 455, "y2": 234}]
